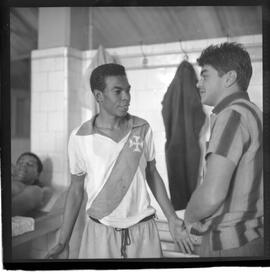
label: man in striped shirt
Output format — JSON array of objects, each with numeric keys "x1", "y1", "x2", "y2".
[{"x1": 184, "y1": 42, "x2": 263, "y2": 257}]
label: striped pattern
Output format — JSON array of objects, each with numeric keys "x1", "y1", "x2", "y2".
[
  {"x1": 206, "y1": 99, "x2": 263, "y2": 251},
  {"x1": 215, "y1": 111, "x2": 241, "y2": 157}
]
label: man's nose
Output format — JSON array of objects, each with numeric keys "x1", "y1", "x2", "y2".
[
  {"x1": 121, "y1": 90, "x2": 130, "y2": 101},
  {"x1": 17, "y1": 163, "x2": 26, "y2": 170},
  {"x1": 20, "y1": 162, "x2": 27, "y2": 168},
  {"x1": 196, "y1": 79, "x2": 202, "y2": 89}
]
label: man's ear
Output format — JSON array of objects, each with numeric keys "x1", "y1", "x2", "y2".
[
  {"x1": 93, "y1": 89, "x2": 103, "y2": 103},
  {"x1": 225, "y1": 70, "x2": 237, "y2": 88}
]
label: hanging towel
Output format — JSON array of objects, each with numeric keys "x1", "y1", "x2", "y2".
[{"x1": 161, "y1": 60, "x2": 206, "y2": 210}]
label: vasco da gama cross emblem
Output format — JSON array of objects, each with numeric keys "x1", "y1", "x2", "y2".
[{"x1": 129, "y1": 135, "x2": 143, "y2": 152}]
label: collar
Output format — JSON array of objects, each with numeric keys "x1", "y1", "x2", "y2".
[
  {"x1": 76, "y1": 113, "x2": 147, "y2": 136},
  {"x1": 212, "y1": 92, "x2": 250, "y2": 115}
]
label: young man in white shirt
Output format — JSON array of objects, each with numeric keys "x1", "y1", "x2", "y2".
[{"x1": 46, "y1": 63, "x2": 193, "y2": 259}]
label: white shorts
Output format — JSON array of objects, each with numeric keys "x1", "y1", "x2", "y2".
[{"x1": 78, "y1": 215, "x2": 163, "y2": 259}]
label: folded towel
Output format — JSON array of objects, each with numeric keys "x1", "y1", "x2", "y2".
[{"x1": 12, "y1": 216, "x2": 35, "y2": 236}]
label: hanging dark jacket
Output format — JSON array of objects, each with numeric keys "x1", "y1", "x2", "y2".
[{"x1": 161, "y1": 60, "x2": 206, "y2": 210}]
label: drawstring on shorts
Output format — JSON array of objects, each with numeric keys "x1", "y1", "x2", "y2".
[
  {"x1": 89, "y1": 214, "x2": 155, "y2": 258},
  {"x1": 115, "y1": 228, "x2": 131, "y2": 258}
]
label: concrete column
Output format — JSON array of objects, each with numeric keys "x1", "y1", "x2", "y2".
[
  {"x1": 38, "y1": 7, "x2": 90, "y2": 50},
  {"x1": 31, "y1": 7, "x2": 90, "y2": 190}
]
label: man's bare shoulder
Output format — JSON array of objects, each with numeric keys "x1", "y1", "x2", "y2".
[{"x1": 12, "y1": 180, "x2": 26, "y2": 196}]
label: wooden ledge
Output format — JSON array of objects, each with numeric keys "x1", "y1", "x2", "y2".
[{"x1": 12, "y1": 208, "x2": 64, "y2": 247}]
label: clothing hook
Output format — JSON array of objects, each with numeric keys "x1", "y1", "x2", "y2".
[
  {"x1": 179, "y1": 39, "x2": 189, "y2": 61},
  {"x1": 140, "y1": 41, "x2": 148, "y2": 66}
]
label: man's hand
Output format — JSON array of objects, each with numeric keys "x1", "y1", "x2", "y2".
[
  {"x1": 168, "y1": 215, "x2": 194, "y2": 254},
  {"x1": 45, "y1": 243, "x2": 69, "y2": 259}
]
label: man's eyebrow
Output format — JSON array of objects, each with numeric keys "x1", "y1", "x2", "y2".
[{"x1": 112, "y1": 85, "x2": 131, "y2": 90}]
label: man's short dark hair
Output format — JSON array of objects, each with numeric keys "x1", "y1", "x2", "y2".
[
  {"x1": 16, "y1": 152, "x2": 43, "y2": 174},
  {"x1": 90, "y1": 63, "x2": 126, "y2": 93},
  {"x1": 197, "y1": 42, "x2": 252, "y2": 91}
]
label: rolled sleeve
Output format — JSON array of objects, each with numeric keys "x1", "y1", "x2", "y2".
[
  {"x1": 68, "y1": 131, "x2": 86, "y2": 176},
  {"x1": 144, "y1": 127, "x2": 156, "y2": 162}
]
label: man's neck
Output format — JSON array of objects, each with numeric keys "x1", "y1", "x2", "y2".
[
  {"x1": 215, "y1": 86, "x2": 241, "y2": 107},
  {"x1": 95, "y1": 113, "x2": 128, "y2": 130}
]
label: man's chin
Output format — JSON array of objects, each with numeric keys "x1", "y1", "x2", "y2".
[
  {"x1": 117, "y1": 111, "x2": 129, "y2": 117},
  {"x1": 14, "y1": 173, "x2": 28, "y2": 183}
]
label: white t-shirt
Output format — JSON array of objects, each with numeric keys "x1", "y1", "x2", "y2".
[{"x1": 68, "y1": 116, "x2": 156, "y2": 228}]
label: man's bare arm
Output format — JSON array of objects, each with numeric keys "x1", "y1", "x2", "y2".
[
  {"x1": 146, "y1": 160, "x2": 194, "y2": 254},
  {"x1": 184, "y1": 153, "x2": 235, "y2": 226},
  {"x1": 45, "y1": 174, "x2": 85, "y2": 259}
]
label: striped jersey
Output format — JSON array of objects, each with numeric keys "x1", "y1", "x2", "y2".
[{"x1": 204, "y1": 92, "x2": 263, "y2": 251}]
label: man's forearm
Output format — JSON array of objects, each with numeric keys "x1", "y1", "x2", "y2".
[
  {"x1": 58, "y1": 182, "x2": 84, "y2": 246},
  {"x1": 184, "y1": 184, "x2": 219, "y2": 225},
  {"x1": 147, "y1": 167, "x2": 177, "y2": 220},
  {"x1": 185, "y1": 154, "x2": 235, "y2": 226}
]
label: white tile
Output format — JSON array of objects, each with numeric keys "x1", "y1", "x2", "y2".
[
  {"x1": 39, "y1": 92, "x2": 52, "y2": 112},
  {"x1": 50, "y1": 153, "x2": 64, "y2": 173},
  {"x1": 50, "y1": 91, "x2": 66, "y2": 112},
  {"x1": 52, "y1": 172, "x2": 69, "y2": 188},
  {"x1": 153, "y1": 131, "x2": 166, "y2": 154},
  {"x1": 53, "y1": 57, "x2": 65, "y2": 71},
  {"x1": 143, "y1": 111, "x2": 165, "y2": 131},
  {"x1": 130, "y1": 90, "x2": 149, "y2": 111},
  {"x1": 31, "y1": 59, "x2": 40, "y2": 73},
  {"x1": 127, "y1": 70, "x2": 147, "y2": 91},
  {"x1": 47, "y1": 111, "x2": 65, "y2": 132},
  {"x1": 30, "y1": 133, "x2": 40, "y2": 151},
  {"x1": 32, "y1": 47, "x2": 67, "y2": 59},
  {"x1": 39, "y1": 58, "x2": 55, "y2": 72},
  {"x1": 39, "y1": 132, "x2": 56, "y2": 152},
  {"x1": 31, "y1": 111, "x2": 48, "y2": 132},
  {"x1": 32, "y1": 72, "x2": 48, "y2": 92},
  {"x1": 48, "y1": 71, "x2": 65, "y2": 91},
  {"x1": 31, "y1": 92, "x2": 40, "y2": 112},
  {"x1": 54, "y1": 132, "x2": 66, "y2": 153},
  {"x1": 155, "y1": 153, "x2": 168, "y2": 185}
]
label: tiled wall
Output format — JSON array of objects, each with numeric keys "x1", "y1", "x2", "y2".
[{"x1": 31, "y1": 48, "x2": 84, "y2": 189}]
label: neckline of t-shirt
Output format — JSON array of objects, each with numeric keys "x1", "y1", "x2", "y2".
[{"x1": 93, "y1": 129, "x2": 132, "y2": 144}]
